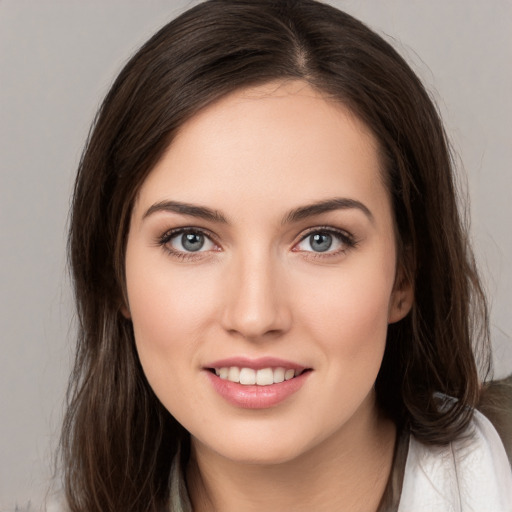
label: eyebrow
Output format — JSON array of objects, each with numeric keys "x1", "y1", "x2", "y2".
[
  {"x1": 282, "y1": 198, "x2": 374, "y2": 224},
  {"x1": 143, "y1": 200, "x2": 228, "y2": 223},
  {"x1": 143, "y1": 197, "x2": 373, "y2": 225}
]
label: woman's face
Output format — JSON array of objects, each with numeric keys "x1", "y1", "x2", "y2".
[{"x1": 124, "y1": 81, "x2": 411, "y2": 464}]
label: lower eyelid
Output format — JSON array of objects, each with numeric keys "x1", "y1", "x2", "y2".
[{"x1": 158, "y1": 235, "x2": 219, "y2": 262}]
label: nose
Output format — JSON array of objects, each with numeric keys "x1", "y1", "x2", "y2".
[{"x1": 220, "y1": 250, "x2": 292, "y2": 340}]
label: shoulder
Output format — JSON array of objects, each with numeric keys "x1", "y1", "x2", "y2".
[
  {"x1": 398, "y1": 409, "x2": 512, "y2": 512},
  {"x1": 478, "y1": 375, "x2": 512, "y2": 462}
]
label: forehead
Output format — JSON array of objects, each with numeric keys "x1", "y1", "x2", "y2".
[{"x1": 133, "y1": 80, "x2": 389, "y2": 221}]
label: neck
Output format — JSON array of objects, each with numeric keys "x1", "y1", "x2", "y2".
[{"x1": 186, "y1": 395, "x2": 396, "y2": 512}]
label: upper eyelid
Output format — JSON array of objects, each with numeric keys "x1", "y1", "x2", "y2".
[
  {"x1": 296, "y1": 225, "x2": 354, "y2": 241},
  {"x1": 160, "y1": 226, "x2": 217, "y2": 242}
]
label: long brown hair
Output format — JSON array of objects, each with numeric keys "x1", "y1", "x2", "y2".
[{"x1": 63, "y1": 0, "x2": 490, "y2": 510}]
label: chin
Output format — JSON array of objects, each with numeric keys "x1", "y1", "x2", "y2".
[
  {"x1": 192, "y1": 419, "x2": 334, "y2": 467},
  {"x1": 214, "y1": 441, "x2": 310, "y2": 466}
]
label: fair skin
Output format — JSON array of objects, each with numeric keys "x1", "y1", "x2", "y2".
[{"x1": 124, "y1": 80, "x2": 412, "y2": 511}]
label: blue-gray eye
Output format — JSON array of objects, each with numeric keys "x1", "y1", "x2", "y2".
[
  {"x1": 295, "y1": 230, "x2": 350, "y2": 254},
  {"x1": 181, "y1": 232, "x2": 204, "y2": 251},
  {"x1": 166, "y1": 230, "x2": 216, "y2": 253},
  {"x1": 309, "y1": 233, "x2": 332, "y2": 252}
]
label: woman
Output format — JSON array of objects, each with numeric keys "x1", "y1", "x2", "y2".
[{"x1": 61, "y1": 0, "x2": 512, "y2": 510}]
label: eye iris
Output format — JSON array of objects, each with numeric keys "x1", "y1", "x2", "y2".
[
  {"x1": 181, "y1": 232, "x2": 204, "y2": 252},
  {"x1": 310, "y1": 233, "x2": 332, "y2": 252}
]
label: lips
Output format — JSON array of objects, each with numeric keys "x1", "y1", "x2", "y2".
[{"x1": 204, "y1": 357, "x2": 311, "y2": 408}]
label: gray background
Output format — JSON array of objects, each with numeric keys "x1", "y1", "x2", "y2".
[{"x1": 1, "y1": 1, "x2": 511, "y2": 509}]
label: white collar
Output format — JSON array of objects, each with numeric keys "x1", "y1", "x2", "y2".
[{"x1": 398, "y1": 409, "x2": 512, "y2": 511}]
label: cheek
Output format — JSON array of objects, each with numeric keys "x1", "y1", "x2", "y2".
[
  {"x1": 293, "y1": 257, "x2": 395, "y2": 363},
  {"x1": 124, "y1": 246, "x2": 219, "y2": 391},
  {"x1": 126, "y1": 275, "x2": 212, "y2": 418},
  {"x1": 127, "y1": 235, "x2": 215, "y2": 328}
]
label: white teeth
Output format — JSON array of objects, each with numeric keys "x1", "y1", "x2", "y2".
[
  {"x1": 228, "y1": 366, "x2": 240, "y2": 382},
  {"x1": 239, "y1": 368, "x2": 256, "y2": 385},
  {"x1": 273, "y1": 367, "x2": 285, "y2": 383},
  {"x1": 214, "y1": 366, "x2": 303, "y2": 385},
  {"x1": 256, "y1": 368, "x2": 274, "y2": 386}
]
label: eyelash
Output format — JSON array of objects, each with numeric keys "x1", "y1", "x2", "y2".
[
  {"x1": 295, "y1": 226, "x2": 358, "y2": 259},
  {"x1": 156, "y1": 225, "x2": 358, "y2": 261},
  {"x1": 157, "y1": 227, "x2": 219, "y2": 261}
]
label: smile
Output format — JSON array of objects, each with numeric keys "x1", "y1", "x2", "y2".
[
  {"x1": 205, "y1": 358, "x2": 312, "y2": 409},
  {"x1": 213, "y1": 367, "x2": 303, "y2": 386}
]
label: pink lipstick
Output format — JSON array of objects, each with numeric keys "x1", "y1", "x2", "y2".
[{"x1": 204, "y1": 357, "x2": 311, "y2": 409}]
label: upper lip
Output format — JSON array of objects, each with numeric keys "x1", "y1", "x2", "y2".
[{"x1": 205, "y1": 356, "x2": 308, "y2": 371}]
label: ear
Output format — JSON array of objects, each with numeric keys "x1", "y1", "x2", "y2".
[
  {"x1": 120, "y1": 304, "x2": 131, "y2": 319},
  {"x1": 119, "y1": 295, "x2": 131, "y2": 319},
  {"x1": 388, "y1": 269, "x2": 413, "y2": 324}
]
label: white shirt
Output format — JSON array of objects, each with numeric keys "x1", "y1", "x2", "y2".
[{"x1": 399, "y1": 409, "x2": 512, "y2": 511}]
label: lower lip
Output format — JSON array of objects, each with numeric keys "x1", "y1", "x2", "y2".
[{"x1": 205, "y1": 371, "x2": 310, "y2": 409}]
